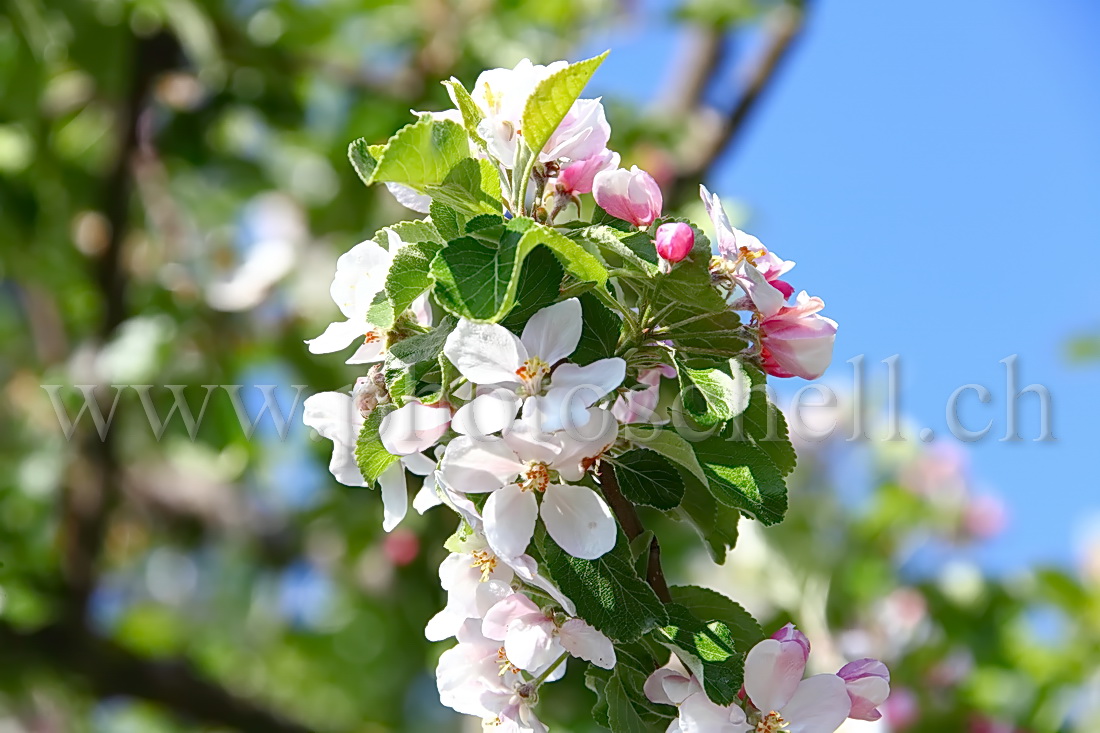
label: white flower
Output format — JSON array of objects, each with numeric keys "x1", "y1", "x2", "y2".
[
  {"x1": 482, "y1": 593, "x2": 616, "y2": 675},
  {"x1": 306, "y1": 229, "x2": 432, "y2": 363},
  {"x1": 439, "y1": 409, "x2": 618, "y2": 560},
  {"x1": 425, "y1": 547, "x2": 515, "y2": 642},
  {"x1": 436, "y1": 619, "x2": 523, "y2": 719},
  {"x1": 302, "y1": 391, "x2": 366, "y2": 488},
  {"x1": 443, "y1": 298, "x2": 625, "y2": 433}
]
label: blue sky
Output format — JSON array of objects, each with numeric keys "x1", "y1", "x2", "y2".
[{"x1": 586, "y1": 0, "x2": 1100, "y2": 572}]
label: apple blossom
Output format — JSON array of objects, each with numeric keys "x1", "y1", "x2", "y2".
[
  {"x1": 483, "y1": 593, "x2": 615, "y2": 673},
  {"x1": 836, "y1": 659, "x2": 890, "y2": 722},
  {"x1": 759, "y1": 291, "x2": 839, "y2": 380},
  {"x1": 701, "y1": 185, "x2": 794, "y2": 317},
  {"x1": 438, "y1": 409, "x2": 618, "y2": 560},
  {"x1": 655, "y1": 222, "x2": 694, "y2": 272},
  {"x1": 443, "y1": 298, "x2": 626, "y2": 434},
  {"x1": 305, "y1": 228, "x2": 432, "y2": 363},
  {"x1": 593, "y1": 165, "x2": 663, "y2": 227},
  {"x1": 302, "y1": 390, "x2": 366, "y2": 488},
  {"x1": 436, "y1": 619, "x2": 525, "y2": 719},
  {"x1": 557, "y1": 149, "x2": 620, "y2": 195},
  {"x1": 612, "y1": 364, "x2": 675, "y2": 425}
]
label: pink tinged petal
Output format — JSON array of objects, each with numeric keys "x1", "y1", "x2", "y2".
[
  {"x1": 771, "y1": 623, "x2": 811, "y2": 661},
  {"x1": 444, "y1": 319, "x2": 527, "y2": 386},
  {"x1": 506, "y1": 554, "x2": 577, "y2": 615},
  {"x1": 504, "y1": 615, "x2": 563, "y2": 673},
  {"x1": 306, "y1": 318, "x2": 371, "y2": 355},
  {"x1": 644, "y1": 666, "x2": 701, "y2": 706},
  {"x1": 678, "y1": 692, "x2": 749, "y2": 733},
  {"x1": 744, "y1": 638, "x2": 809, "y2": 713},
  {"x1": 452, "y1": 389, "x2": 521, "y2": 437},
  {"x1": 439, "y1": 436, "x2": 524, "y2": 493},
  {"x1": 502, "y1": 414, "x2": 563, "y2": 465},
  {"x1": 593, "y1": 166, "x2": 662, "y2": 227},
  {"x1": 838, "y1": 659, "x2": 890, "y2": 721},
  {"x1": 410, "y1": 292, "x2": 433, "y2": 326},
  {"x1": 699, "y1": 185, "x2": 739, "y2": 258},
  {"x1": 379, "y1": 402, "x2": 451, "y2": 455},
  {"x1": 344, "y1": 337, "x2": 386, "y2": 364},
  {"x1": 377, "y1": 461, "x2": 408, "y2": 532},
  {"x1": 559, "y1": 618, "x2": 616, "y2": 669},
  {"x1": 780, "y1": 674, "x2": 852, "y2": 733},
  {"x1": 540, "y1": 484, "x2": 616, "y2": 559},
  {"x1": 736, "y1": 263, "x2": 787, "y2": 318},
  {"x1": 558, "y1": 149, "x2": 620, "y2": 194},
  {"x1": 482, "y1": 593, "x2": 542, "y2": 640},
  {"x1": 520, "y1": 298, "x2": 583, "y2": 365},
  {"x1": 484, "y1": 484, "x2": 538, "y2": 558}
]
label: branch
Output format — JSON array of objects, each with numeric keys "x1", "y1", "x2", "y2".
[
  {"x1": 666, "y1": 3, "x2": 809, "y2": 207},
  {"x1": 597, "y1": 463, "x2": 673, "y2": 603},
  {"x1": 0, "y1": 621, "x2": 319, "y2": 733}
]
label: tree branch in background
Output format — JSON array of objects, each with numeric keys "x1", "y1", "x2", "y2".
[
  {"x1": 597, "y1": 464, "x2": 673, "y2": 603},
  {"x1": 666, "y1": 3, "x2": 809, "y2": 207},
  {"x1": 0, "y1": 621, "x2": 318, "y2": 733}
]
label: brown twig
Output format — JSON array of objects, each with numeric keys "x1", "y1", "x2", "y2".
[
  {"x1": 596, "y1": 463, "x2": 673, "y2": 603},
  {"x1": 666, "y1": 3, "x2": 809, "y2": 207}
]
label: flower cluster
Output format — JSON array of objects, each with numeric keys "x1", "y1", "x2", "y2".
[
  {"x1": 302, "y1": 53, "x2": 869, "y2": 732},
  {"x1": 646, "y1": 624, "x2": 890, "y2": 733}
]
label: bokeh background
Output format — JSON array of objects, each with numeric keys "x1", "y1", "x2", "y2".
[{"x1": 2, "y1": 0, "x2": 1098, "y2": 731}]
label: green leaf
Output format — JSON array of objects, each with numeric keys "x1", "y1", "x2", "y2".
[
  {"x1": 572, "y1": 291, "x2": 622, "y2": 365},
  {"x1": 521, "y1": 51, "x2": 608, "y2": 159},
  {"x1": 430, "y1": 200, "x2": 464, "y2": 241},
  {"x1": 536, "y1": 529, "x2": 668, "y2": 643},
  {"x1": 442, "y1": 77, "x2": 486, "y2": 145},
  {"x1": 431, "y1": 217, "x2": 607, "y2": 322},
  {"x1": 729, "y1": 365, "x2": 796, "y2": 476},
  {"x1": 355, "y1": 404, "x2": 399, "y2": 484},
  {"x1": 606, "y1": 673, "x2": 650, "y2": 733},
  {"x1": 676, "y1": 480, "x2": 740, "y2": 563},
  {"x1": 386, "y1": 317, "x2": 456, "y2": 369},
  {"x1": 584, "y1": 666, "x2": 613, "y2": 729},
  {"x1": 669, "y1": 585, "x2": 764, "y2": 653},
  {"x1": 367, "y1": 116, "x2": 469, "y2": 188},
  {"x1": 658, "y1": 602, "x2": 744, "y2": 706},
  {"x1": 347, "y1": 138, "x2": 384, "y2": 186},
  {"x1": 385, "y1": 241, "x2": 442, "y2": 317},
  {"x1": 694, "y1": 437, "x2": 788, "y2": 525},
  {"x1": 577, "y1": 225, "x2": 659, "y2": 276},
  {"x1": 390, "y1": 219, "x2": 444, "y2": 245},
  {"x1": 500, "y1": 246, "x2": 566, "y2": 332},
  {"x1": 613, "y1": 450, "x2": 684, "y2": 510},
  {"x1": 626, "y1": 425, "x2": 708, "y2": 486},
  {"x1": 422, "y1": 157, "x2": 502, "y2": 215},
  {"x1": 676, "y1": 358, "x2": 750, "y2": 426}
]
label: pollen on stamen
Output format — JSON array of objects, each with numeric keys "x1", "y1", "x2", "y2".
[
  {"x1": 755, "y1": 711, "x2": 791, "y2": 733},
  {"x1": 521, "y1": 461, "x2": 550, "y2": 493},
  {"x1": 470, "y1": 549, "x2": 498, "y2": 582},
  {"x1": 364, "y1": 330, "x2": 381, "y2": 344},
  {"x1": 496, "y1": 647, "x2": 518, "y2": 676}
]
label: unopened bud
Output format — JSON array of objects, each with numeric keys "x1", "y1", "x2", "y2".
[{"x1": 655, "y1": 222, "x2": 694, "y2": 269}]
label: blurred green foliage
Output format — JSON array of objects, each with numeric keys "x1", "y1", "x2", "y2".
[{"x1": 2, "y1": 0, "x2": 1098, "y2": 731}]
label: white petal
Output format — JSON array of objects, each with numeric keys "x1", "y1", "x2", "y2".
[
  {"x1": 540, "y1": 484, "x2": 616, "y2": 560},
  {"x1": 781, "y1": 675, "x2": 852, "y2": 733},
  {"x1": 503, "y1": 412, "x2": 563, "y2": 464},
  {"x1": 345, "y1": 338, "x2": 386, "y2": 364},
  {"x1": 482, "y1": 593, "x2": 542, "y2": 640},
  {"x1": 306, "y1": 319, "x2": 369, "y2": 355},
  {"x1": 425, "y1": 606, "x2": 465, "y2": 641},
  {"x1": 558, "y1": 618, "x2": 616, "y2": 669},
  {"x1": 520, "y1": 298, "x2": 582, "y2": 364},
  {"x1": 505, "y1": 616, "x2": 564, "y2": 673},
  {"x1": 678, "y1": 692, "x2": 748, "y2": 733},
  {"x1": 330, "y1": 240, "x2": 392, "y2": 319},
  {"x1": 413, "y1": 485, "x2": 442, "y2": 515},
  {"x1": 644, "y1": 666, "x2": 699, "y2": 706},
  {"x1": 385, "y1": 182, "x2": 431, "y2": 214},
  {"x1": 505, "y1": 554, "x2": 577, "y2": 615},
  {"x1": 439, "y1": 436, "x2": 523, "y2": 493},
  {"x1": 378, "y1": 461, "x2": 407, "y2": 532},
  {"x1": 380, "y1": 402, "x2": 451, "y2": 455},
  {"x1": 444, "y1": 319, "x2": 526, "y2": 386},
  {"x1": 547, "y1": 358, "x2": 627, "y2": 403},
  {"x1": 525, "y1": 390, "x2": 590, "y2": 434},
  {"x1": 484, "y1": 484, "x2": 538, "y2": 558},
  {"x1": 744, "y1": 638, "x2": 809, "y2": 716},
  {"x1": 737, "y1": 263, "x2": 786, "y2": 318},
  {"x1": 403, "y1": 452, "x2": 436, "y2": 476},
  {"x1": 302, "y1": 392, "x2": 360, "y2": 446},
  {"x1": 554, "y1": 408, "x2": 619, "y2": 482},
  {"x1": 451, "y1": 389, "x2": 521, "y2": 437}
]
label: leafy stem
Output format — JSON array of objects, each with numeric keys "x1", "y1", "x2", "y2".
[{"x1": 595, "y1": 463, "x2": 673, "y2": 603}]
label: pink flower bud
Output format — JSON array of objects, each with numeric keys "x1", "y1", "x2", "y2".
[
  {"x1": 592, "y1": 165, "x2": 663, "y2": 227},
  {"x1": 655, "y1": 222, "x2": 694, "y2": 265},
  {"x1": 557, "y1": 149, "x2": 620, "y2": 195},
  {"x1": 759, "y1": 292, "x2": 838, "y2": 380},
  {"x1": 837, "y1": 658, "x2": 891, "y2": 721},
  {"x1": 770, "y1": 622, "x2": 810, "y2": 662}
]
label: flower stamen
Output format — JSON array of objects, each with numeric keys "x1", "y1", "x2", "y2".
[
  {"x1": 520, "y1": 461, "x2": 550, "y2": 493},
  {"x1": 755, "y1": 711, "x2": 791, "y2": 733},
  {"x1": 515, "y1": 357, "x2": 551, "y2": 395},
  {"x1": 470, "y1": 549, "x2": 498, "y2": 582}
]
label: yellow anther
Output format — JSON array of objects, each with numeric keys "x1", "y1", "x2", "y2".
[{"x1": 470, "y1": 549, "x2": 498, "y2": 582}]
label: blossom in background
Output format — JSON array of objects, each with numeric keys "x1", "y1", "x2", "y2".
[
  {"x1": 443, "y1": 298, "x2": 625, "y2": 433},
  {"x1": 305, "y1": 229, "x2": 431, "y2": 364},
  {"x1": 759, "y1": 292, "x2": 838, "y2": 380},
  {"x1": 438, "y1": 409, "x2": 618, "y2": 559},
  {"x1": 837, "y1": 659, "x2": 891, "y2": 721},
  {"x1": 701, "y1": 185, "x2": 794, "y2": 317},
  {"x1": 593, "y1": 165, "x2": 663, "y2": 227}
]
